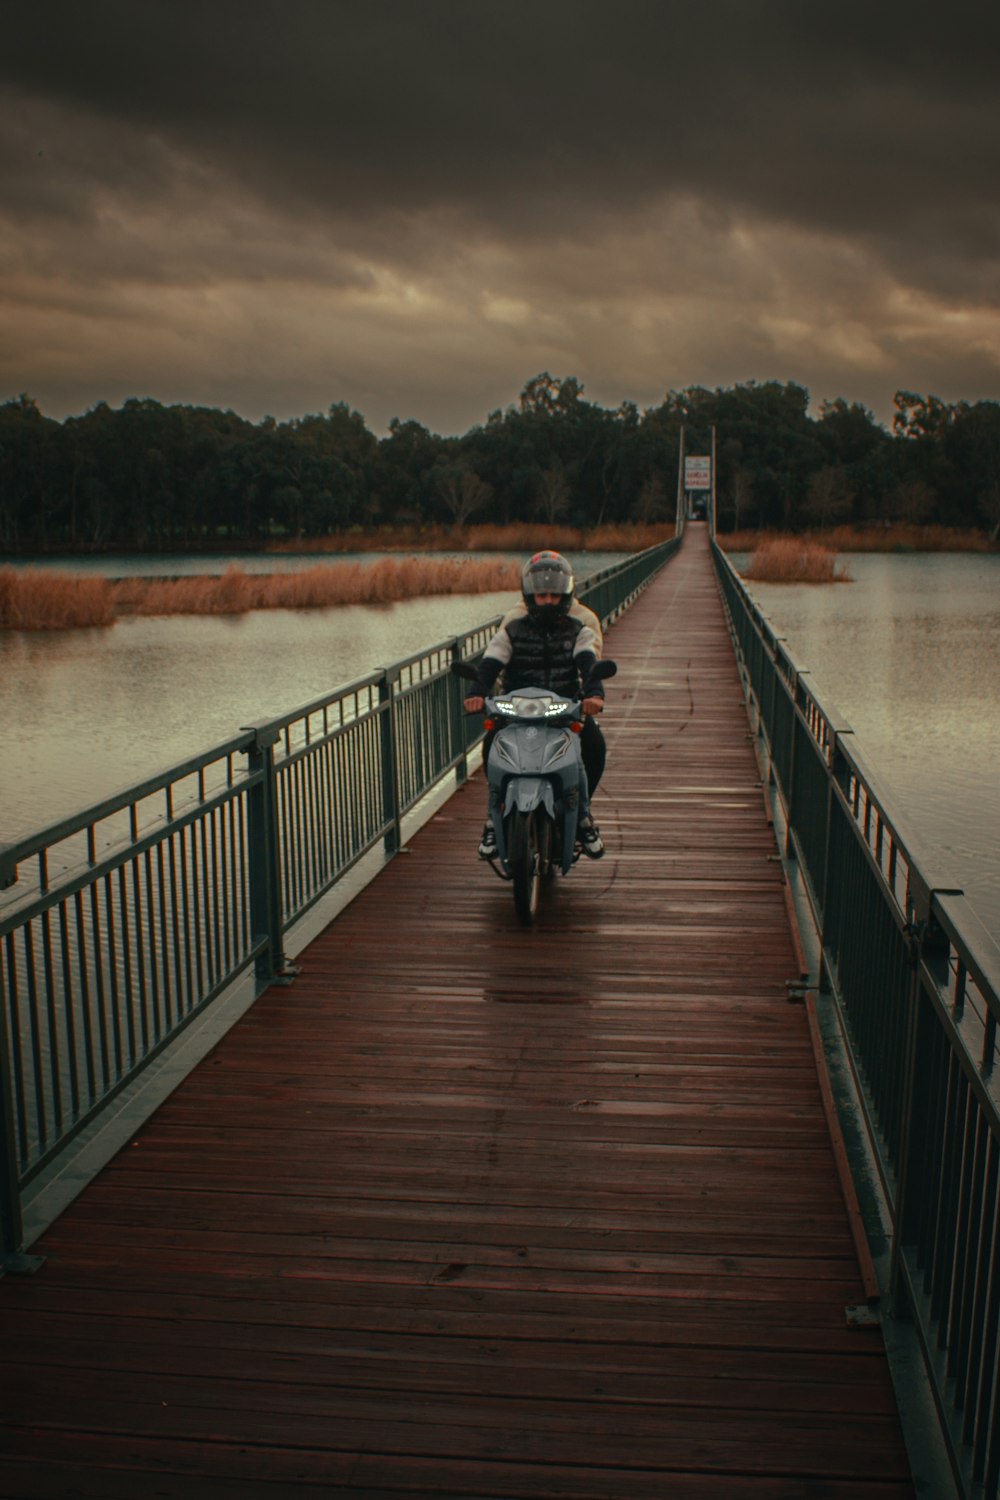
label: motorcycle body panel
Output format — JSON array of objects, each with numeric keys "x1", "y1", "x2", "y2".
[
  {"x1": 484, "y1": 687, "x2": 587, "y2": 877},
  {"x1": 450, "y1": 654, "x2": 616, "y2": 923}
]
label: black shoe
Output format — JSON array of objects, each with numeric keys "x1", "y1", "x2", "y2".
[
  {"x1": 478, "y1": 822, "x2": 497, "y2": 859},
  {"x1": 577, "y1": 815, "x2": 604, "y2": 859}
]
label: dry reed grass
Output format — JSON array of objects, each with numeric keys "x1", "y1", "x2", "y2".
[
  {"x1": 1, "y1": 527, "x2": 675, "y2": 632},
  {"x1": 108, "y1": 558, "x2": 523, "y2": 620},
  {"x1": 743, "y1": 539, "x2": 851, "y2": 584},
  {"x1": 720, "y1": 524, "x2": 993, "y2": 554},
  {"x1": 0, "y1": 567, "x2": 115, "y2": 629}
]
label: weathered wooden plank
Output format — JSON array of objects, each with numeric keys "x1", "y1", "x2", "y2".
[
  {"x1": 2, "y1": 1312, "x2": 898, "y2": 1405},
  {"x1": 3, "y1": 1372, "x2": 911, "y2": 1477},
  {"x1": 0, "y1": 1434, "x2": 918, "y2": 1500}
]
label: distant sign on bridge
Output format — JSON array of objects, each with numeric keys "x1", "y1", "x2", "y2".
[{"x1": 684, "y1": 455, "x2": 712, "y2": 490}]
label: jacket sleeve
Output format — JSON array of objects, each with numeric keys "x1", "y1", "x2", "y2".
[
  {"x1": 576, "y1": 650, "x2": 604, "y2": 698},
  {"x1": 572, "y1": 605, "x2": 605, "y2": 697},
  {"x1": 467, "y1": 621, "x2": 512, "y2": 695},
  {"x1": 471, "y1": 653, "x2": 503, "y2": 695}
]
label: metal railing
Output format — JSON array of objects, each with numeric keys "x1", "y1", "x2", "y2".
[
  {"x1": 0, "y1": 536, "x2": 679, "y2": 1263},
  {"x1": 712, "y1": 539, "x2": 1000, "y2": 1500}
]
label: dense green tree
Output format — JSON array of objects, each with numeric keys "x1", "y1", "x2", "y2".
[
  {"x1": 0, "y1": 380, "x2": 996, "y2": 552},
  {"x1": 0, "y1": 395, "x2": 68, "y2": 548},
  {"x1": 943, "y1": 401, "x2": 1000, "y2": 538},
  {"x1": 374, "y1": 418, "x2": 446, "y2": 524},
  {"x1": 803, "y1": 466, "x2": 854, "y2": 527},
  {"x1": 430, "y1": 455, "x2": 493, "y2": 526},
  {"x1": 814, "y1": 399, "x2": 895, "y2": 522}
]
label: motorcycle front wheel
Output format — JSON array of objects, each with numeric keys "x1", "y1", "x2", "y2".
[{"x1": 508, "y1": 808, "x2": 542, "y2": 926}]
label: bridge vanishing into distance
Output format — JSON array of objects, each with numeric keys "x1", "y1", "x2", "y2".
[{"x1": 2, "y1": 521, "x2": 999, "y2": 1498}]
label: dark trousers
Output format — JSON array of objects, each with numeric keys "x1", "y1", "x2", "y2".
[{"x1": 483, "y1": 716, "x2": 606, "y2": 803}]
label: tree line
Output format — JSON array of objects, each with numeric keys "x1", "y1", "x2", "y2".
[{"x1": 1, "y1": 374, "x2": 998, "y2": 552}]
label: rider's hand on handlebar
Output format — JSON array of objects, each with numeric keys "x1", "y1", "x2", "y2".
[
  {"x1": 582, "y1": 696, "x2": 604, "y2": 716},
  {"x1": 464, "y1": 695, "x2": 485, "y2": 713}
]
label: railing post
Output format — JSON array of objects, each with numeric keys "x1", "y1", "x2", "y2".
[
  {"x1": 888, "y1": 879, "x2": 962, "y2": 1316},
  {"x1": 378, "y1": 671, "x2": 403, "y2": 855},
  {"x1": 243, "y1": 724, "x2": 292, "y2": 987},
  {"x1": 0, "y1": 975, "x2": 43, "y2": 1273},
  {"x1": 449, "y1": 640, "x2": 469, "y2": 787},
  {"x1": 817, "y1": 733, "x2": 852, "y2": 995},
  {"x1": 0, "y1": 997, "x2": 24, "y2": 1261}
]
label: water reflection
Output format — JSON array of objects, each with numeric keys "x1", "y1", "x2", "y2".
[
  {"x1": 3, "y1": 550, "x2": 997, "y2": 938},
  {"x1": 0, "y1": 552, "x2": 620, "y2": 844},
  {"x1": 737, "y1": 552, "x2": 1000, "y2": 936},
  {"x1": 2, "y1": 547, "x2": 619, "y2": 578},
  {"x1": 0, "y1": 591, "x2": 515, "y2": 840}
]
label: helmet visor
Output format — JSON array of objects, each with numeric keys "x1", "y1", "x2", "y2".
[{"x1": 522, "y1": 557, "x2": 573, "y2": 597}]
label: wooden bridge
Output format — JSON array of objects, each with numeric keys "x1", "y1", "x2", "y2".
[{"x1": 1, "y1": 526, "x2": 917, "y2": 1497}]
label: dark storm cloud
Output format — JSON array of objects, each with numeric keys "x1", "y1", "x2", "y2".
[
  {"x1": 2, "y1": 1, "x2": 999, "y2": 429},
  {"x1": 6, "y1": 1, "x2": 1000, "y2": 264}
]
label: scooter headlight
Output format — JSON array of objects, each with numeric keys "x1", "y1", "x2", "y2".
[{"x1": 494, "y1": 694, "x2": 561, "y2": 718}]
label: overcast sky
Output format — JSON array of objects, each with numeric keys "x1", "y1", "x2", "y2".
[{"x1": 2, "y1": 1, "x2": 999, "y2": 434}]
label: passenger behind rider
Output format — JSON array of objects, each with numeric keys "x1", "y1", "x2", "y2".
[{"x1": 462, "y1": 549, "x2": 607, "y2": 860}]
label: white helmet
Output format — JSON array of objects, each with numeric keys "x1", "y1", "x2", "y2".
[{"x1": 521, "y1": 550, "x2": 574, "y2": 620}]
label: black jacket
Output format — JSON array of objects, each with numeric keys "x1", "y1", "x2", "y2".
[{"x1": 473, "y1": 599, "x2": 604, "y2": 700}]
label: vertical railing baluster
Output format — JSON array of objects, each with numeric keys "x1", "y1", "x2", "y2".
[
  {"x1": 40, "y1": 908, "x2": 62, "y2": 1137},
  {"x1": 155, "y1": 842, "x2": 172, "y2": 1036},
  {"x1": 103, "y1": 872, "x2": 123, "y2": 1077},
  {"x1": 119, "y1": 864, "x2": 137, "y2": 1067}
]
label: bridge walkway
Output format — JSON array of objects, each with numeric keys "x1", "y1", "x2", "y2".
[{"x1": 0, "y1": 525, "x2": 915, "y2": 1497}]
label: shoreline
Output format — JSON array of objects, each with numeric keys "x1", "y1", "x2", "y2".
[{"x1": 717, "y1": 523, "x2": 995, "y2": 554}]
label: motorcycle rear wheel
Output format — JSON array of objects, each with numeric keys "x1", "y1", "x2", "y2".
[{"x1": 508, "y1": 809, "x2": 542, "y2": 926}]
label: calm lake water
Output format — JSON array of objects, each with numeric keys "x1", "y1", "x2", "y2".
[
  {"x1": 0, "y1": 551, "x2": 618, "y2": 840},
  {"x1": 734, "y1": 551, "x2": 1000, "y2": 943},
  {"x1": 2, "y1": 548, "x2": 997, "y2": 941},
  {"x1": 4, "y1": 548, "x2": 539, "y2": 577}
]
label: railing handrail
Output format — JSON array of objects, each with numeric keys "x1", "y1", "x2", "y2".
[
  {"x1": 711, "y1": 536, "x2": 1000, "y2": 1500},
  {"x1": 711, "y1": 542, "x2": 1000, "y2": 996}
]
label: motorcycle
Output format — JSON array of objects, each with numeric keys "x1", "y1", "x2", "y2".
[{"x1": 452, "y1": 658, "x2": 617, "y2": 926}]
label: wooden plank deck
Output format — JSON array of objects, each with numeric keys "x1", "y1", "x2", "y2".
[{"x1": 0, "y1": 525, "x2": 915, "y2": 1498}]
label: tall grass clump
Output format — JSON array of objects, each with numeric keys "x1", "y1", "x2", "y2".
[
  {"x1": 744, "y1": 539, "x2": 851, "y2": 584},
  {"x1": 111, "y1": 558, "x2": 523, "y2": 618},
  {"x1": 0, "y1": 567, "x2": 115, "y2": 629},
  {"x1": 111, "y1": 567, "x2": 258, "y2": 617}
]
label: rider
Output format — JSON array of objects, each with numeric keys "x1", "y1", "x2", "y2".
[{"x1": 462, "y1": 549, "x2": 607, "y2": 860}]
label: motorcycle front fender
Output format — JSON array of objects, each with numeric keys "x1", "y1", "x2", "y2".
[
  {"x1": 507, "y1": 777, "x2": 556, "y2": 818},
  {"x1": 492, "y1": 777, "x2": 555, "y2": 870}
]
